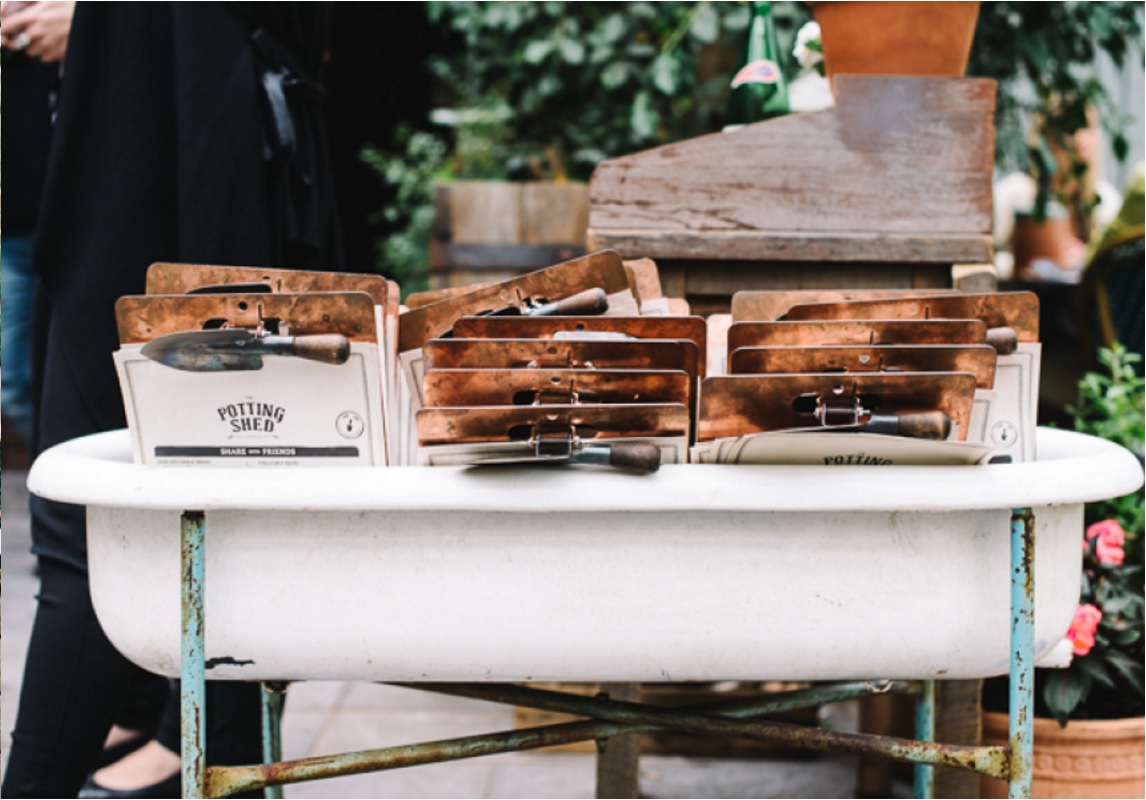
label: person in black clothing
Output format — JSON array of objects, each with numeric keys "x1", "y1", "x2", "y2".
[
  {"x1": 1, "y1": 4, "x2": 343, "y2": 797},
  {"x1": 0, "y1": 0, "x2": 72, "y2": 458}
]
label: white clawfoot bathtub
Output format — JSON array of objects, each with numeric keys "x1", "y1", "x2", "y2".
[{"x1": 28, "y1": 427, "x2": 1143, "y2": 683}]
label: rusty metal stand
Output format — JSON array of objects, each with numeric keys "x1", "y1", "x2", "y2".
[
  {"x1": 260, "y1": 684, "x2": 286, "y2": 800},
  {"x1": 1008, "y1": 508, "x2": 1036, "y2": 797},
  {"x1": 181, "y1": 511, "x2": 207, "y2": 798},
  {"x1": 179, "y1": 509, "x2": 1036, "y2": 799}
]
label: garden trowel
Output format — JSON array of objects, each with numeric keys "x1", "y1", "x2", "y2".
[{"x1": 141, "y1": 328, "x2": 351, "y2": 371}]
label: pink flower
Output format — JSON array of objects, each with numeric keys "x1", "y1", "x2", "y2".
[
  {"x1": 1066, "y1": 603, "x2": 1103, "y2": 656},
  {"x1": 1086, "y1": 519, "x2": 1126, "y2": 566}
]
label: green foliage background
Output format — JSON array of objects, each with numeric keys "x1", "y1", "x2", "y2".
[
  {"x1": 362, "y1": 1, "x2": 813, "y2": 294},
  {"x1": 362, "y1": 1, "x2": 1143, "y2": 295},
  {"x1": 969, "y1": 2, "x2": 1143, "y2": 174},
  {"x1": 1044, "y1": 345, "x2": 1145, "y2": 723}
]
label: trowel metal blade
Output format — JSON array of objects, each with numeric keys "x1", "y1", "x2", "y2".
[{"x1": 140, "y1": 329, "x2": 265, "y2": 371}]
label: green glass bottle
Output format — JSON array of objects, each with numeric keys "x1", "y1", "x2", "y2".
[{"x1": 724, "y1": 1, "x2": 790, "y2": 131}]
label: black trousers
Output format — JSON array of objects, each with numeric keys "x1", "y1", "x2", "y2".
[
  {"x1": 4, "y1": 301, "x2": 266, "y2": 796},
  {"x1": 2, "y1": 521, "x2": 264, "y2": 798}
]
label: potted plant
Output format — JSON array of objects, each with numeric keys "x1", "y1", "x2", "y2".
[
  {"x1": 981, "y1": 344, "x2": 1145, "y2": 798},
  {"x1": 1009, "y1": 134, "x2": 1080, "y2": 279},
  {"x1": 967, "y1": 2, "x2": 1143, "y2": 276}
]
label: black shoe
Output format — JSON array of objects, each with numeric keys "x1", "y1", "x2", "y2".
[{"x1": 77, "y1": 771, "x2": 181, "y2": 799}]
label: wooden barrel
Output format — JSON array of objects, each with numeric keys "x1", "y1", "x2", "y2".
[{"x1": 430, "y1": 180, "x2": 589, "y2": 290}]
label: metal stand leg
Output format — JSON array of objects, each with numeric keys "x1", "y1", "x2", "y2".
[
  {"x1": 176, "y1": 508, "x2": 1036, "y2": 797},
  {"x1": 1008, "y1": 508, "x2": 1035, "y2": 799},
  {"x1": 182, "y1": 511, "x2": 208, "y2": 799},
  {"x1": 913, "y1": 679, "x2": 935, "y2": 799},
  {"x1": 261, "y1": 684, "x2": 285, "y2": 800},
  {"x1": 595, "y1": 682, "x2": 641, "y2": 799}
]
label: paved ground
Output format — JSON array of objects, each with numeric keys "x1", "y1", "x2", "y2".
[{"x1": 2, "y1": 466, "x2": 907, "y2": 798}]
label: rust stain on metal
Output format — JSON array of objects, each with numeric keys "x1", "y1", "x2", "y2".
[
  {"x1": 204, "y1": 656, "x2": 255, "y2": 670},
  {"x1": 1012, "y1": 509, "x2": 1036, "y2": 681}
]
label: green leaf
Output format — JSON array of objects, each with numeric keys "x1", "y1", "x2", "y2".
[
  {"x1": 1113, "y1": 132, "x2": 1129, "y2": 162},
  {"x1": 601, "y1": 61, "x2": 631, "y2": 90},
  {"x1": 1042, "y1": 668, "x2": 1087, "y2": 727},
  {"x1": 559, "y1": 37, "x2": 586, "y2": 65},
  {"x1": 537, "y1": 73, "x2": 562, "y2": 98},
  {"x1": 723, "y1": 3, "x2": 750, "y2": 30},
  {"x1": 1105, "y1": 650, "x2": 1146, "y2": 693},
  {"x1": 572, "y1": 147, "x2": 608, "y2": 167},
  {"x1": 627, "y1": 41, "x2": 656, "y2": 58},
  {"x1": 651, "y1": 53, "x2": 681, "y2": 95},
  {"x1": 630, "y1": 90, "x2": 656, "y2": 140},
  {"x1": 1098, "y1": 592, "x2": 1137, "y2": 616},
  {"x1": 599, "y1": 13, "x2": 626, "y2": 44},
  {"x1": 628, "y1": 2, "x2": 657, "y2": 20},
  {"x1": 1102, "y1": 624, "x2": 1142, "y2": 646},
  {"x1": 1077, "y1": 653, "x2": 1117, "y2": 689},
  {"x1": 524, "y1": 40, "x2": 554, "y2": 65},
  {"x1": 690, "y1": 4, "x2": 720, "y2": 44}
]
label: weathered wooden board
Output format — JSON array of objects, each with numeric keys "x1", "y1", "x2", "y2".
[
  {"x1": 587, "y1": 76, "x2": 995, "y2": 264},
  {"x1": 588, "y1": 232, "x2": 993, "y2": 265}
]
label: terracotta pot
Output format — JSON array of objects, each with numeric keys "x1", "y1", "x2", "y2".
[
  {"x1": 1011, "y1": 211, "x2": 1075, "y2": 280},
  {"x1": 981, "y1": 710, "x2": 1145, "y2": 798},
  {"x1": 812, "y1": 1, "x2": 980, "y2": 79}
]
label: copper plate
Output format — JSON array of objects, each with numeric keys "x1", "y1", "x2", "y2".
[
  {"x1": 784, "y1": 292, "x2": 1039, "y2": 342},
  {"x1": 399, "y1": 250, "x2": 631, "y2": 351},
  {"x1": 731, "y1": 288, "x2": 959, "y2": 323},
  {"x1": 727, "y1": 319, "x2": 989, "y2": 355},
  {"x1": 146, "y1": 263, "x2": 389, "y2": 306},
  {"x1": 697, "y1": 372, "x2": 978, "y2": 442},
  {"x1": 115, "y1": 293, "x2": 379, "y2": 344},
  {"x1": 416, "y1": 403, "x2": 690, "y2": 446},
  {"x1": 449, "y1": 316, "x2": 708, "y2": 377},
  {"x1": 422, "y1": 368, "x2": 690, "y2": 408},
  {"x1": 729, "y1": 345, "x2": 998, "y2": 389},
  {"x1": 422, "y1": 338, "x2": 699, "y2": 377}
]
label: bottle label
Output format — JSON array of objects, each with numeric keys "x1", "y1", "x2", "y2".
[{"x1": 731, "y1": 59, "x2": 782, "y2": 88}]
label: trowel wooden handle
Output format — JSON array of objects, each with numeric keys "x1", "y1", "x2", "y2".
[
  {"x1": 865, "y1": 411, "x2": 952, "y2": 441},
  {"x1": 607, "y1": 442, "x2": 662, "y2": 473},
  {"x1": 572, "y1": 442, "x2": 662, "y2": 473},
  {"x1": 266, "y1": 334, "x2": 351, "y2": 365},
  {"x1": 533, "y1": 288, "x2": 609, "y2": 317},
  {"x1": 985, "y1": 326, "x2": 1018, "y2": 355}
]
